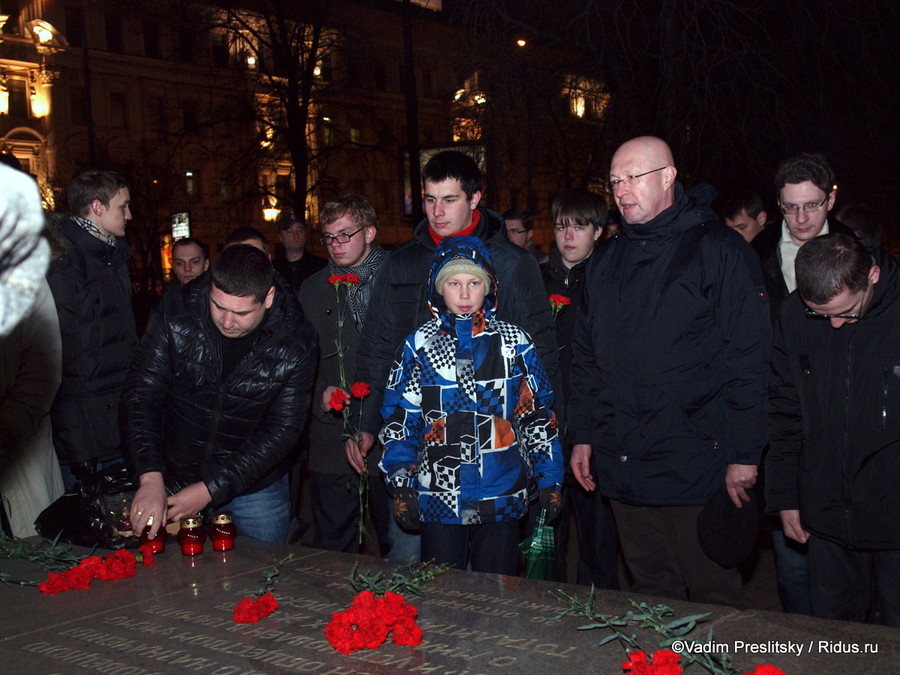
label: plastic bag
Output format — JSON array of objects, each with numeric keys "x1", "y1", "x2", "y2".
[
  {"x1": 520, "y1": 507, "x2": 557, "y2": 581},
  {"x1": 34, "y1": 462, "x2": 137, "y2": 549}
]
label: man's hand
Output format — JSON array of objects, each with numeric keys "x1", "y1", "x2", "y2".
[
  {"x1": 345, "y1": 432, "x2": 374, "y2": 474},
  {"x1": 725, "y1": 463, "x2": 757, "y2": 508},
  {"x1": 130, "y1": 472, "x2": 168, "y2": 539},
  {"x1": 780, "y1": 509, "x2": 810, "y2": 544},
  {"x1": 166, "y1": 482, "x2": 213, "y2": 525},
  {"x1": 570, "y1": 444, "x2": 596, "y2": 492},
  {"x1": 320, "y1": 385, "x2": 345, "y2": 413}
]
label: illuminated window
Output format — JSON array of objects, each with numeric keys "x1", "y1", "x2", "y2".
[
  {"x1": 185, "y1": 170, "x2": 199, "y2": 198},
  {"x1": 451, "y1": 72, "x2": 486, "y2": 142},
  {"x1": 561, "y1": 75, "x2": 610, "y2": 120},
  {"x1": 322, "y1": 116, "x2": 334, "y2": 147}
]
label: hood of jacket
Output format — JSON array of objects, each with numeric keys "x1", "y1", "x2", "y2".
[
  {"x1": 427, "y1": 235, "x2": 498, "y2": 324},
  {"x1": 622, "y1": 182, "x2": 719, "y2": 242}
]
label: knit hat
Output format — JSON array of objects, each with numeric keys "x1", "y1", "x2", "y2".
[{"x1": 434, "y1": 256, "x2": 491, "y2": 296}]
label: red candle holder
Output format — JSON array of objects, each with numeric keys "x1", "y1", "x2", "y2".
[
  {"x1": 139, "y1": 526, "x2": 166, "y2": 553},
  {"x1": 210, "y1": 512, "x2": 237, "y2": 551},
  {"x1": 177, "y1": 516, "x2": 206, "y2": 556}
]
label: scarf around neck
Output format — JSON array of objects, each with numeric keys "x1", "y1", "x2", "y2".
[
  {"x1": 73, "y1": 215, "x2": 117, "y2": 247},
  {"x1": 328, "y1": 245, "x2": 385, "y2": 329}
]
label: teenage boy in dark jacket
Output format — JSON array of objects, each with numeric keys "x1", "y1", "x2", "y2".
[
  {"x1": 541, "y1": 188, "x2": 618, "y2": 590},
  {"x1": 126, "y1": 244, "x2": 316, "y2": 544},
  {"x1": 766, "y1": 233, "x2": 900, "y2": 626}
]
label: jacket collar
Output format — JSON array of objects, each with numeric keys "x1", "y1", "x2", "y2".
[{"x1": 621, "y1": 183, "x2": 719, "y2": 242}]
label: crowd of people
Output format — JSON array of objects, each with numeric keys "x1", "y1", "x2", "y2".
[{"x1": 0, "y1": 138, "x2": 896, "y2": 630}]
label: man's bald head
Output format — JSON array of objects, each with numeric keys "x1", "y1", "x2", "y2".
[{"x1": 609, "y1": 136, "x2": 677, "y2": 225}]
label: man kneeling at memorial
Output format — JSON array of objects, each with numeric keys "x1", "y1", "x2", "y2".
[
  {"x1": 126, "y1": 244, "x2": 317, "y2": 543},
  {"x1": 378, "y1": 237, "x2": 563, "y2": 575}
]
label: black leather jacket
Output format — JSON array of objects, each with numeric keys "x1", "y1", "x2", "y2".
[{"x1": 124, "y1": 275, "x2": 317, "y2": 506}]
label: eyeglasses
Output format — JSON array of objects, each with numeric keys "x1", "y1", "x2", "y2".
[
  {"x1": 803, "y1": 294, "x2": 864, "y2": 321},
  {"x1": 803, "y1": 306, "x2": 861, "y2": 320},
  {"x1": 319, "y1": 227, "x2": 365, "y2": 246},
  {"x1": 779, "y1": 196, "x2": 829, "y2": 216},
  {"x1": 605, "y1": 166, "x2": 667, "y2": 193}
]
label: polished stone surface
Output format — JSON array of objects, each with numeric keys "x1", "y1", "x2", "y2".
[{"x1": 1, "y1": 539, "x2": 898, "y2": 674}]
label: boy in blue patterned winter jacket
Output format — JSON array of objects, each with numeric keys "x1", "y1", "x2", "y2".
[{"x1": 378, "y1": 236, "x2": 562, "y2": 574}]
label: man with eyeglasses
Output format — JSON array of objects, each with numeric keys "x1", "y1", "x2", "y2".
[
  {"x1": 750, "y1": 153, "x2": 854, "y2": 615},
  {"x1": 752, "y1": 153, "x2": 855, "y2": 324},
  {"x1": 504, "y1": 207, "x2": 547, "y2": 264},
  {"x1": 568, "y1": 136, "x2": 771, "y2": 606},
  {"x1": 767, "y1": 232, "x2": 900, "y2": 626},
  {"x1": 298, "y1": 194, "x2": 391, "y2": 557},
  {"x1": 274, "y1": 213, "x2": 327, "y2": 294}
]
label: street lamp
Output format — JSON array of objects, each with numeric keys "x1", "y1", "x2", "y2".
[{"x1": 262, "y1": 195, "x2": 281, "y2": 222}]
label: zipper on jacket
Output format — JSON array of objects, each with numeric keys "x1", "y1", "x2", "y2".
[
  {"x1": 883, "y1": 366, "x2": 891, "y2": 432},
  {"x1": 841, "y1": 333, "x2": 855, "y2": 544}
]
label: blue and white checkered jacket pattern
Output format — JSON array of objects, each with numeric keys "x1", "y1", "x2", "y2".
[{"x1": 378, "y1": 236, "x2": 563, "y2": 525}]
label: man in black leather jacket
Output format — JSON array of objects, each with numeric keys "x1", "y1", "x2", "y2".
[{"x1": 125, "y1": 244, "x2": 317, "y2": 543}]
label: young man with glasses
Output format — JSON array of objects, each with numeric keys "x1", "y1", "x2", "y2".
[
  {"x1": 298, "y1": 194, "x2": 391, "y2": 557},
  {"x1": 752, "y1": 153, "x2": 855, "y2": 324},
  {"x1": 767, "y1": 232, "x2": 900, "y2": 626},
  {"x1": 750, "y1": 153, "x2": 855, "y2": 615}
]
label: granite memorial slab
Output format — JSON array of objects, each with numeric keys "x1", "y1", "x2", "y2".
[{"x1": 1, "y1": 539, "x2": 898, "y2": 674}]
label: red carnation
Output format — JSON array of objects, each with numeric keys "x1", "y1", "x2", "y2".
[
  {"x1": 138, "y1": 543, "x2": 156, "y2": 567},
  {"x1": 328, "y1": 274, "x2": 345, "y2": 287},
  {"x1": 329, "y1": 388, "x2": 350, "y2": 411},
  {"x1": 343, "y1": 273, "x2": 360, "y2": 285},
  {"x1": 326, "y1": 590, "x2": 422, "y2": 654},
  {"x1": 350, "y1": 381, "x2": 370, "y2": 399},
  {"x1": 98, "y1": 550, "x2": 137, "y2": 580},
  {"x1": 622, "y1": 649, "x2": 682, "y2": 675},
  {"x1": 233, "y1": 592, "x2": 279, "y2": 623}
]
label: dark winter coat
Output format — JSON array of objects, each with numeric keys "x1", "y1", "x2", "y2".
[
  {"x1": 378, "y1": 237, "x2": 563, "y2": 525},
  {"x1": 356, "y1": 208, "x2": 558, "y2": 435},
  {"x1": 766, "y1": 251, "x2": 900, "y2": 549},
  {"x1": 46, "y1": 216, "x2": 137, "y2": 465},
  {"x1": 568, "y1": 184, "x2": 772, "y2": 506},
  {"x1": 124, "y1": 275, "x2": 317, "y2": 506},
  {"x1": 299, "y1": 253, "x2": 385, "y2": 473},
  {"x1": 274, "y1": 250, "x2": 327, "y2": 295},
  {"x1": 541, "y1": 246, "x2": 593, "y2": 434}
]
